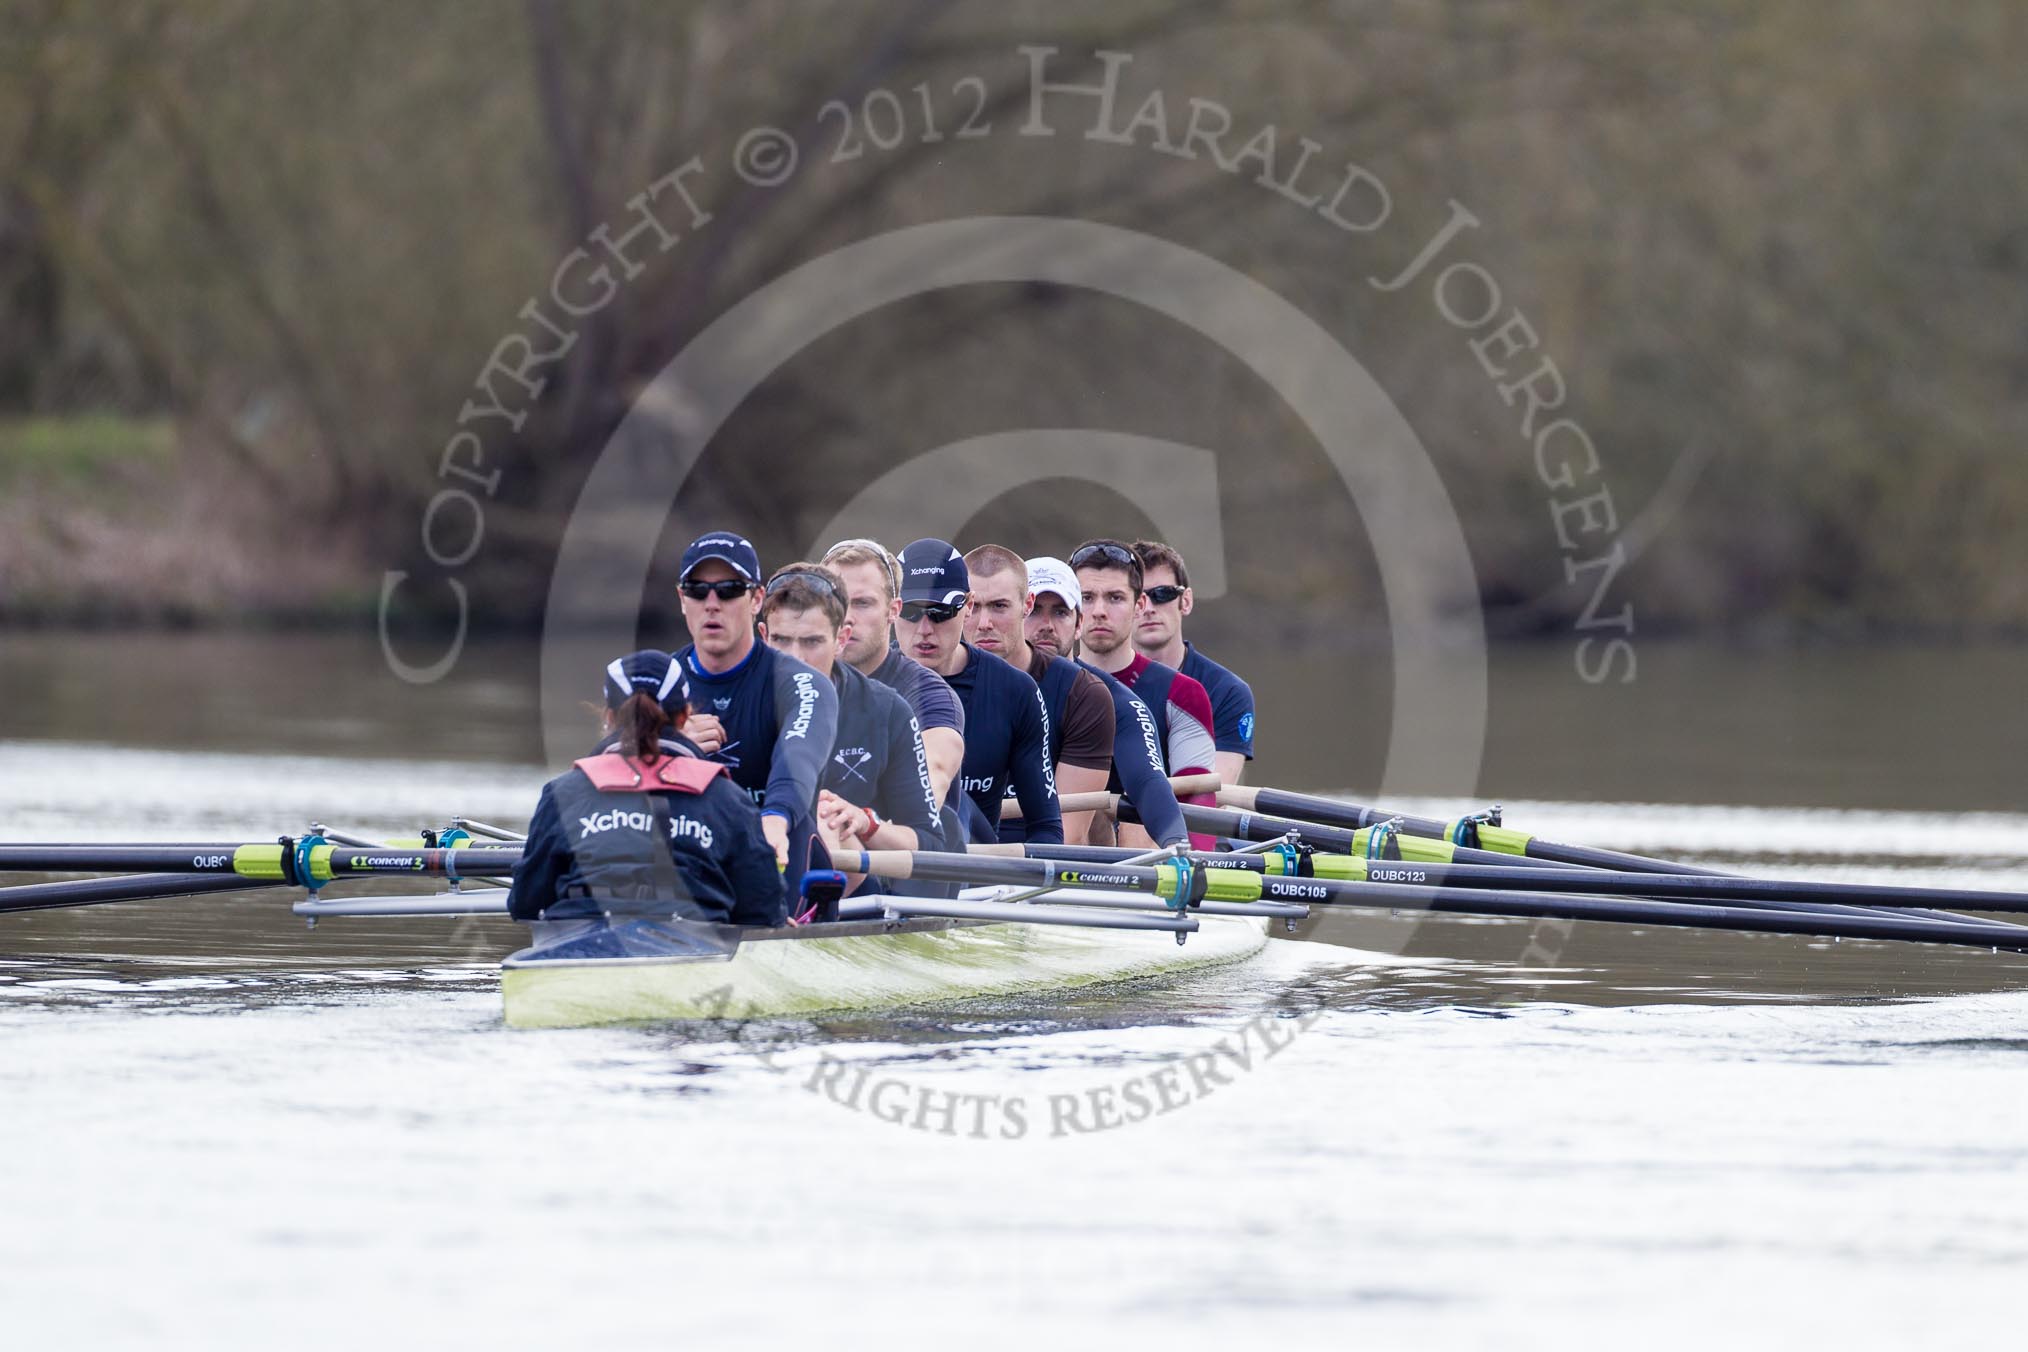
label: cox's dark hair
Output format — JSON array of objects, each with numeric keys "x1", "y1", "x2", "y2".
[{"x1": 608, "y1": 691, "x2": 686, "y2": 761}]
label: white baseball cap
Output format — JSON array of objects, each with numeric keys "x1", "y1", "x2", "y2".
[{"x1": 1025, "y1": 556, "x2": 1079, "y2": 609}]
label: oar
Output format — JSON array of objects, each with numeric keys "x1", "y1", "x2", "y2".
[
  {"x1": 1220, "y1": 784, "x2": 1715, "y2": 874},
  {"x1": 295, "y1": 893, "x2": 511, "y2": 919},
  {"x1": 860, "y1": 850, "x2": 2028, "y2": 954},
  {"x1": 877, "y1": 895, "x2": 1198, "y2": 934},
  {"x1": 998, "y1": 773, "x2": 1220, "y2": 820},
  {"x1": 449, "y1": 816, "x2": 529, "y2": 843},
  {"x1": 0, "y1": 873, "x2": 280, "y2": 916},
  {"x1": 1135, "y1": 802, "x2": 1556, "y2": 867},
  {"x1": 1124, "y1": 802, "x2": 2002, "y2": 928},
  {"x1": 968, "y1": 842, "x2": 2028, "y2": 915},
  {"x1": 0, "y1": 843, "x2": 527, "y2": 883}
]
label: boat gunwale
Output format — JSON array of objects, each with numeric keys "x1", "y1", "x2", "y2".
[{"x1": 499, "y1": 913, "x2": 979, "y2": 970}]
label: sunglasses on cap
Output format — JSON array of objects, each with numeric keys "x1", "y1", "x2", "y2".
[
  {"x1": 764, "y1": 568, "x2": 840, "y2": 600},
  {"x1": 1144, "y1": 584, "x2": 1185, "y2": 605},
  {"x1": 1070, "y1": 542, "x2": 1138, "y2": 571},
  {"x1": 824, "y1": 537, "x2": 901, "y2": 592},
  {"x1": 679, "y1": 578, "x2": 754, "y2": 601},
  {"x1": 899, "y1": 600, "x2": 965, "y2": 624}
]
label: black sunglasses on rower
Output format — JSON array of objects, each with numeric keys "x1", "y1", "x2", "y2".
[
  {"x1": 899, "y1": 600, "x2": 965, "y2": 624},
  {"x1": 679, "y1": 579, "x2": 754, "y2": 601}
]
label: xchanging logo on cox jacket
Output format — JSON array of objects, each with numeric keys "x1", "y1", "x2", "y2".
[{"x1": 577, "y1": 809, "x2": 715, "y2": 849}]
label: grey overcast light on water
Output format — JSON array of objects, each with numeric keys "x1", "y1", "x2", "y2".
[{"x1": 3, "y1": 632, "x2": 2028, "y2": 1349}]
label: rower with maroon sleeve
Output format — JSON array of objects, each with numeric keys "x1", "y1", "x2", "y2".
[
  {"x1": 1022, "y1": 555, "x2": 1190, "y2": 849},
  {"x1": 1130, "y1": 538, "x2": 1256, "y2": 786},
  {"x1": 1070, "y1": 538, "x2": 1220, "y2": 850}
]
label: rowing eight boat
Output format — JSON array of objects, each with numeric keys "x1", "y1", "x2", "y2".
[
  {"x1": 497, "y1": 885, "x2": 1271, "y2": 1028},
  {"x1": 12, "y1": 779, "x2": 2028, "y2": 1032}
]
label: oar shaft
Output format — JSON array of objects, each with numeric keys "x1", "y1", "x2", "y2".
[
  {"x1": 1357, "y1": 861, "x2": 2028, "y2": 915},
  {"x1": 0, "y1": 844, "x2": 525, "y2": 882},
  {"x1": 1255, "y1": 877, "x2": 2028, "y2": 952},
  {"x1": 886, "y1": 849, "x2": 2028, "y2": 954},
  {"x1": 999, "y1": 773, "x2": 1220, "y2": 821},
  {"x1": 977, "y1": 843, "x2": 2028, "y2": 915},
  {"x1": 0, "y1": 873, "x2": 273, "y2": 915},
  {"x1": 1136, "y1": 802, "x2": 1570, "y2": 870},
  {"x1": 879, "y1": 897, "x2": 1197, "y2": 932},
  {"x1": 1221, "y1": 785, "x2": 1720, "y2": 875},
  {"x1": 1197, "y1": 795, "x2": 1982, "y2": 925},
  {"x1": 0, "y1": 847, "x2": 255, "y2": 872}
]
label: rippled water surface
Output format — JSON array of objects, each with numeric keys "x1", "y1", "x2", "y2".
[{"x1": 4, "y1": 635, "x2": 2028, "y2": 1349}]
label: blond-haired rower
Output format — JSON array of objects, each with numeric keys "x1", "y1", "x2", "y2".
[{"x1": 821, "y1": 538, "x2": 966, "y2": 815}]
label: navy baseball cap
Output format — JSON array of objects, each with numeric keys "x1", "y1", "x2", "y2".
[
  {"x1": 603, "y1": 650, "x2": 691, "y2": 714},
  {"x1": 897, "y1": 538, "x2": 969, "y2": 605},
  {"x1": 678, "y1": 531, "x2": 761, "y2": 584}
]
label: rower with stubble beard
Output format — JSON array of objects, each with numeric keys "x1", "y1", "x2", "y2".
[
  {"x1": 894, "y1": 537, "x2": 1063, "y2": 846},
  {"x1": 1021, "y1": 555, "x2": 1191, "y2": 849},
  {"x1": 1071, "y1": 538, "x2": 1220, "y2": 849}
]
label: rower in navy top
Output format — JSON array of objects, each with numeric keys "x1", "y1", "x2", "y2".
[
  {"x1": 1024, "y1": 555, "x2": 1190, "y2": 848},
  {"x1": 963, "y1": 543, "x2": 1115, "y2": 846},
  {"x1": 896, "y1": 538, "x2": 1062, "y2": 846},
  {"x1": 758, "y1": 562, "x2": 940, "y2": 890},
  {"x1": 823, "y1": 538, "x2": 966, "y2": 814},
  {"x1": 1131, "y1": 539, "x2": 1256, "y2": 783},
  {"x1": 672, "y1": 531, "x2": 838, "y2": 883},
  {"x1": 509, "y1": 650, "x2": 786, "y2": 927}
]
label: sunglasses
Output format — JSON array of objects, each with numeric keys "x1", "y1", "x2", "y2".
[
  {"x1": 824, "y1": 538, "x2": 900, "y2": 593},
  {"x1": 764, "y1": 568, "x2": 840, "y2": 600},
  {"x1": 679, "y1": 578, "x2": 754, "y2": 601},
  {"x1": 899, "y1": 600, "x2": 965, "y2": 624},
  {"x1": 1144, "y1": 584, "x2": 1185, "y2": 605},
  {"x1": 1070, "y1": 542, "x2": 1138, "y2": 571}
]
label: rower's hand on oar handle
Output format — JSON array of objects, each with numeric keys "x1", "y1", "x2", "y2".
[
  {"x1": 684, "y1": 713, "x2": 727, "y2": 756},
  {"x1": 812, "y1": 792, "x2": 869, "y2": 873},
  {"x1": 815, "y1": 789, "x2": 868, "y2": 847},
  {"x1": 761, "y1": 814, "x2": 791, "y2": 870}
]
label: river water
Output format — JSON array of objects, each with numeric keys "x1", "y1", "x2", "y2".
[{"x1": 3, "y1": 631, "x2": 2026, "y2": 1349}]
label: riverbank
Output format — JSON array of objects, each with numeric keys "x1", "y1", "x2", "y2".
[
  {"x1": 7, "y1": 416, "x2": 2027, "y2": 642},
  {"x1": 0, "y1": 416, "x2": 376, "y2": 625}
]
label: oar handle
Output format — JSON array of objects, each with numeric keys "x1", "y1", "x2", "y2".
[{"x1": 858, "y1": 850, "x2": 919, "y2": 879}]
